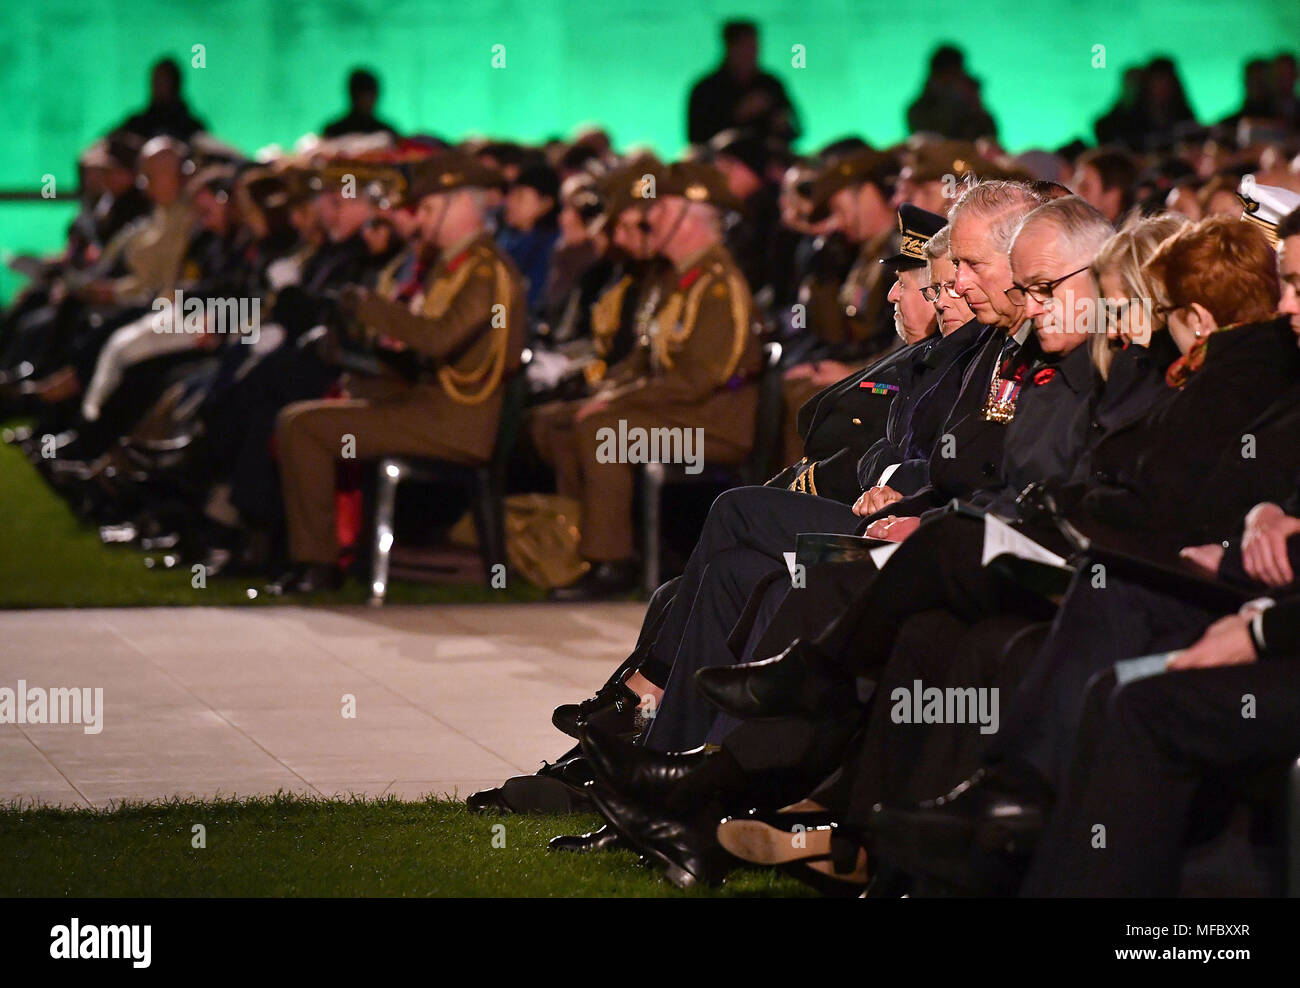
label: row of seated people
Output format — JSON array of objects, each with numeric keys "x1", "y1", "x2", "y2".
[
  {"x1": 9, "y1": 110, "x2": 1299, "y2": 601},
  {"x1": 0, "y1": 132, "x2": 912, "y2": 593},
  {"x1": 7, "y1": 108, "x2": 987, "y2": 595},
  {"x1": 467, "y1": 178, "x2": 1300, "y2": 897}
]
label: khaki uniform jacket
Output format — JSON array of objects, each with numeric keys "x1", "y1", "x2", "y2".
[
  {"x1": 837, "y1": 228, "x2": 895, "y2": 347},
  {"x1": 596, "y1": 242, "x2": 761, "y2": 450},
  {"x1": 355, "y1": 232, "x2": 527, "y2": 460},
  {"x1": 581, "y1": 257, "x2": 672, "y2": 385}
]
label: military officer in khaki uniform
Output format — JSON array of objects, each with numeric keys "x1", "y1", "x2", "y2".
[
  {"x1": 530, "y1": 154, "x2": 673, "y2": 407},
  {"x1": 779, "y1": 147, "x2": 901, "y2": 464},
  {"x1": 528, "y1": 156, "x2": 673, "y2": 493},
  {"x1": 537, "y1": 161, "x2": 762, "y2": 600},
  {"x1": 271, "y1": 153, "x2": 527, "y2": 593},
  {"x1": 584, "y1": 157, "x2": 677, "y2": 387}
]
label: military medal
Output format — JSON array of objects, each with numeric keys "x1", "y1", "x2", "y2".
[{"x1": 981, "y1": 373, "x2": 1023, "y2": 423}]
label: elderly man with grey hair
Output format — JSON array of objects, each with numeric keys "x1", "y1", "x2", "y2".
[{"x1": 851, "y1": 179, "x2": 1050, "y2": 537}]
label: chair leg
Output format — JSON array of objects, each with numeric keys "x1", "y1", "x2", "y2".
[
  {"x1": 472, "y1": 469, "x2": 505, "y2": 590},
  {"x1": 641, "y1": 462, "x2": 664, "y2": 596},
  {"x1": 369, "y1": 458, "x2": 403, "y2": 606}
]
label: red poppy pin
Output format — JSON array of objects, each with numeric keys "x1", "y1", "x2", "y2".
[
  {"x1": 679, "y1": 267, "x2": 703, "y2": 290},
  {"x1": 1033, "y1": 367, "x2": 1057, "y2": 386}
]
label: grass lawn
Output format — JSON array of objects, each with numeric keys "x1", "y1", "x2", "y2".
[
  {"x1": 0, "y1": 794, "x2": 812, "y2": 897},
  {"x1": 0, "y1": 436, "x2": 545, "y2": 609}
]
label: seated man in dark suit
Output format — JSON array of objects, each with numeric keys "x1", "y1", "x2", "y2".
[
  {"x1": 880, "y1": 488, "x2": 1300, "y2": 896},
  {"x1": 1021, "y1": 584, "x2": 1300, "y2": 897}
]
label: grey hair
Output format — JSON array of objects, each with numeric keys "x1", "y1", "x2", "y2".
[
  {"x1": 950, "y1": 180, "x2": 1048, "y2": 253},
  {"x1": 924, "y1": 224, "x2": 951, "y2": 259},
  {"x1": 1012, "y1": 195, "x2": 1115, "y2": 262}
]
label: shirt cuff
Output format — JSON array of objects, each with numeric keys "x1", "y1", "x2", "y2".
[{"x1": 1246, "y1": 598, "x2": 1276, "y2": 657}]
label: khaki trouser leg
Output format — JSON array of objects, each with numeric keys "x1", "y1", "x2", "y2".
[
  {"x1": 276, "y1": 399, "x2": 367, "y2": 565},
  {"x1": 569, "y1": 391, "x2": 757, "y2": 562},
  {"x1": 276, "y1": 390, "x2": 485, "y2": 565},
  {"x1": 573, "y1": 408, "x2": 636, "y2": 562},
  {"x1": 530, "y1": 400, "x2": 585, "y2": 501}
]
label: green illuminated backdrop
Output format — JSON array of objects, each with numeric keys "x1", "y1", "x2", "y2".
[{"x1": 2, "y1": 0, "x2": 1297, "y2": 276}]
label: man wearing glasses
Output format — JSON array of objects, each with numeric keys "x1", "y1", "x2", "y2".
[{"x1": 991, "y1": 196, "x2": 1110, "y2": 501}]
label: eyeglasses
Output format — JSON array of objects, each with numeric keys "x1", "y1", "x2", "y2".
[
  {"x1": 921, "y1": 281, "x2": 961, "y2": 302},
  {"x1": 1005, "y1": 265, "x2": 1091, "y2": 306}
]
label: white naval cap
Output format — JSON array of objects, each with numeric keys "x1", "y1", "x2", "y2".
[{"x1": 1238, "y1": 179, "x2": 1300, "y2": 244}]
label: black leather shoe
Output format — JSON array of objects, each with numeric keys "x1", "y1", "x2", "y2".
[
  {"x1": 577, "y1": 724, "x2": 738, "y2": 816},
  {"x1": 588, "y1": 784, "x2": 731, "y2": 889},
  {"x1": 868, "y1": 767, "x2": 1049, "y2": 894},
  {"x1": 552, "y1": 679, "x2": 642, "y2": 740},
  {"x1": 695, "y1": 638, "x2": 847, "y2": 720},
  {"x1": 265, "y1": 563, "x2": 344, "y2": 596},
  {"x1": 467, "y1": 753, "x2": 596, "y2": 814},
  {"x1": 465, "y1": 786, "x2": 513, "y2": 813},
  {"x1": 466, "y1": 772, "x2": 590, "y2": 815},
  {"x1": 547, "y1": 824, "x2": 625, "y2": 853},
  {"x1": 549, "y1": 754, "x2": 596, "y2": 792},
  {"x1": 548, "y1": 560, "x2": 640, "y2": 601}
]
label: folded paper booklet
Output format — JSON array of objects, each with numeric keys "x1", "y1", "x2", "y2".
[
  {"x1": 1114, "y1": 651, "x2": 1181, "y2": 686},
  {"x1": 981, "y1": 513, "x2": 1068, "y2": 568},
  {"x1": 793, "y1": 531, "x2": 890, "y2": 568}
]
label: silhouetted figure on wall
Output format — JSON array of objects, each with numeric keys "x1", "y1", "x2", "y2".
[
  {"x1": 1094, "y1": 57, "x2": 1198, "y2": 151},
  {"x1": 1271, "y1": 53, "x2": 1299, "y2": 125},
  {"x1": 687, "y1": 20, "x2": 799, "y2": 146},
  {"x1": 322, "y1": 68, "x2": 399, "y2": 139},
  {"x1": 906, "y1": 45, "x2": 997, "y2": 141},
  {"x1": 1220, "y1": 58, "x2": 1275, "y2": 127},
  {"x1": 117, "y1": 58, "x2": 208, "y2": 142}
]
